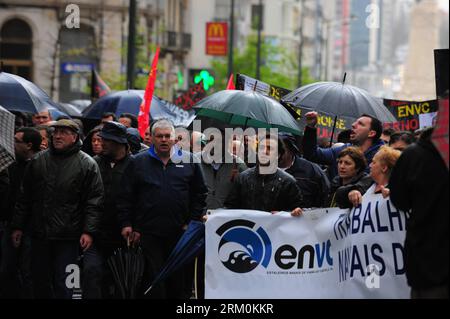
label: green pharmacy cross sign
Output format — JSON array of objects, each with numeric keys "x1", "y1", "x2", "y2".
[{"x1": 194, "y1": 70, "x2": 215, "y2": 91}]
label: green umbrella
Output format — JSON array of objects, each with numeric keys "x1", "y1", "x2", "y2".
[{"x1": 193, "y1": 90, "x2": 302, "y2": 135}]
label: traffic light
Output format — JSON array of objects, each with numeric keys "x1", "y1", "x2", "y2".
[{"x1": 189, "y1": 69, "x2": 215, "y2": 91}]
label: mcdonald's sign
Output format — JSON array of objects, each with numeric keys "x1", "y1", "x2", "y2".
[{"x1": 206, "y1": 22, "x2": 228, "y2": 56}]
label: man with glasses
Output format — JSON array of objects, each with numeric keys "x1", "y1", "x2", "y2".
[
  {"x1": 10, "y1": 119, "x2": 104, "y2": 299},
  {"x1": 116, "y1": 119, "x2": 207, "y2": 298}
]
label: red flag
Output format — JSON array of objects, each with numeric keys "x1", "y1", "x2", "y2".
[
  {"x1": 226, "y1": 74, "x2": 235, "y2": 90},
  {"x1": 138, "y1": 46, "x2": 160, "y2": 138},
  {"x1": 91, "y1": 69, "x2": 111, "y2": 100}
]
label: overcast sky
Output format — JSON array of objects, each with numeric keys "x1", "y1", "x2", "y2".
[{"x1": 439, "y1": 0, "x2": 449, "y2": 12}]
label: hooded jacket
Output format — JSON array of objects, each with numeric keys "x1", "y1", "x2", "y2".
[{"x1": 11, "y1": 139, "x2": 104, "y2": 240}]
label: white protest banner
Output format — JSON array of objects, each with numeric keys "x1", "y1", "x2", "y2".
[{"x1": 205, "y1": 185, "x2": 410, "y2": 299}]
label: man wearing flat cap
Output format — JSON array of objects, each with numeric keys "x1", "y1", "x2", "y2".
[
  {"x1": 82, "y1": 121, "x2": 132, "y2": 298},
  {"x1": 11, "y1": 119, "x2": 104, "y2": 299}
]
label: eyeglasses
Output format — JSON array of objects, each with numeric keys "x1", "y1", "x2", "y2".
[{"x1": 53, "y1": 129, "x2": 76, "y2": 136}]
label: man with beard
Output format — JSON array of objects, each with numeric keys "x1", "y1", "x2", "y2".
[{"x1": 302, "y1": 112, "x2": 384, "y2": 179}]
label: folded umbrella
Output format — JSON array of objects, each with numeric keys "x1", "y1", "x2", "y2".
[
  {"x1": 144, "y1": 220, "x2": 205, "y2": 295},
  {"x1": 107, "y1": 244, "x2": 145, "y2": 299}
]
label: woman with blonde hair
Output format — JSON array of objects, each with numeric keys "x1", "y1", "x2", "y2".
[{"x1": 348, "y1": 145, "x2": 401, "y2": 206}]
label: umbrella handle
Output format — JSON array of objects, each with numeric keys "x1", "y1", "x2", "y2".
[{"x1": 144, "y1": 285, "x2": 153, "y2": 295}]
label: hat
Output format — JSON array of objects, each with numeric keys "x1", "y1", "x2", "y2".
[
  {"x1": 278, "y1": 132, "x2": 300, "y2": 155},
  {"x1": 98, "y1": 121, "x2": 128, "y2": 144},
  {"x1": 50, "y1": 119, "x2": 80, "y2": 134},
  {"x1": 126, "y1": 128, "x2": 142, "y2": 154}
]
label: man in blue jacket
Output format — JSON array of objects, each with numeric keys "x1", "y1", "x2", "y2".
[
  {"x1": 116, "y1": 119, "x2": 207, "y2": 299},
  {"x1": 302, "y1": 112, "x2": 385, "y2": 179}
]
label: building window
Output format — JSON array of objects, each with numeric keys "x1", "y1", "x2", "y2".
[
  {"x1": 0, "y1": 18, "x2": 33, "y2": 80},
  {"x1": 251, "y1": 4, "x2": 264, "y2": 31},
  {"x1": 59, "y1": 25, "x2": 96, "y2": 102}
]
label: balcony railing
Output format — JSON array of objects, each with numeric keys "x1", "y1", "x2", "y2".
[{"x1": 162, "y1": 31, "x2": 191, "y2": 52}]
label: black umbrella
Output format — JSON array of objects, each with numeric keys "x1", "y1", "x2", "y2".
[
  {"x1": 281, "y1": 81, "x2": 397, "y2": 123},
  {"x1": 0, "y1": 71, "x2": 61, "y2": 114},
  {"x1": 58, "y1": 103, "x2": 83, "y2": 117},
  {"x1": 107, "y1": 244, "x2": 145, "y2": 299},
  {"x1": 82, "y1": 90, "x2": 196, "y2": 127},
  {"x1": 69, "y1": 99, "x2": 91, "y2": 112},
  {"x1": 193, "y1": 90, "x2": 302, "y2": 135}
]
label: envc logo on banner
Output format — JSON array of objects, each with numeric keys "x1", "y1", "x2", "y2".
[{"x1": 216, "y1": 220, "x2": 272, "y2": 273}]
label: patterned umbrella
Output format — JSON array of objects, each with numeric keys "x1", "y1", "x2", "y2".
[{"x1": 0, "y1": 105, "x2": 15, "y2": 172}]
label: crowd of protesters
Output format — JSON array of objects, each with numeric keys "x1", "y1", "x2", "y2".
[{"x1": 0, "y1": 108, "x2": 448, "y2": 299}]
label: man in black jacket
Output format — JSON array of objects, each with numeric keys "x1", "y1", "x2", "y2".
[
  {"x1": 389, "y1": 128, "x2": 449, "y2": 299},
  {"x1": 0, "y1": 127, "x2": 41, "y2": 298},
  {"x1": 278, "y1": 133, "x2": 330, "y2": 208},
  {"x1": 225, "y1": 133, "x2": 303, "y2": 216},
  {"x1": 116, "y1": 119, "x2": 207, "y2": 298},
  {"x1": 11, "y1": 119, "x2": 104, "y2": 299},
  {"x1": 82, "y1": 121, "x2": 132, "y2": 298}
]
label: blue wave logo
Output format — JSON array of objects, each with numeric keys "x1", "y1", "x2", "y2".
[{"x1": 216, "y1": 220, "x2": 272, "y2": 273}]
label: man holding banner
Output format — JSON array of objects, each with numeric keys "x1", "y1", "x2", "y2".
[{"x1": 224, "y1": 132, "x2": 303, "y2": 217}]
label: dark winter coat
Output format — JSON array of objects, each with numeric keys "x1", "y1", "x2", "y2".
[
  {"x1": 11, "y1": 140, "x2": 104, "y2": 240},
  {"x1": 285, "y1": 155, "x2": 330, "y2": 208},
  {"x1": 389, "y1": 138, "x2": 449, "y2": 289},
  {"x1": 116, "y1": 146, "x2": 207, "y2": 238},
  {"x1": 325, "y1": 171, "x2": 373, "y2": 208},
  {"x1": 94, "y1": 153, "x2": 131, "y2": 243},
  {"x1": 224, "y1": 167, "x2": 303, "y2": 212}
]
